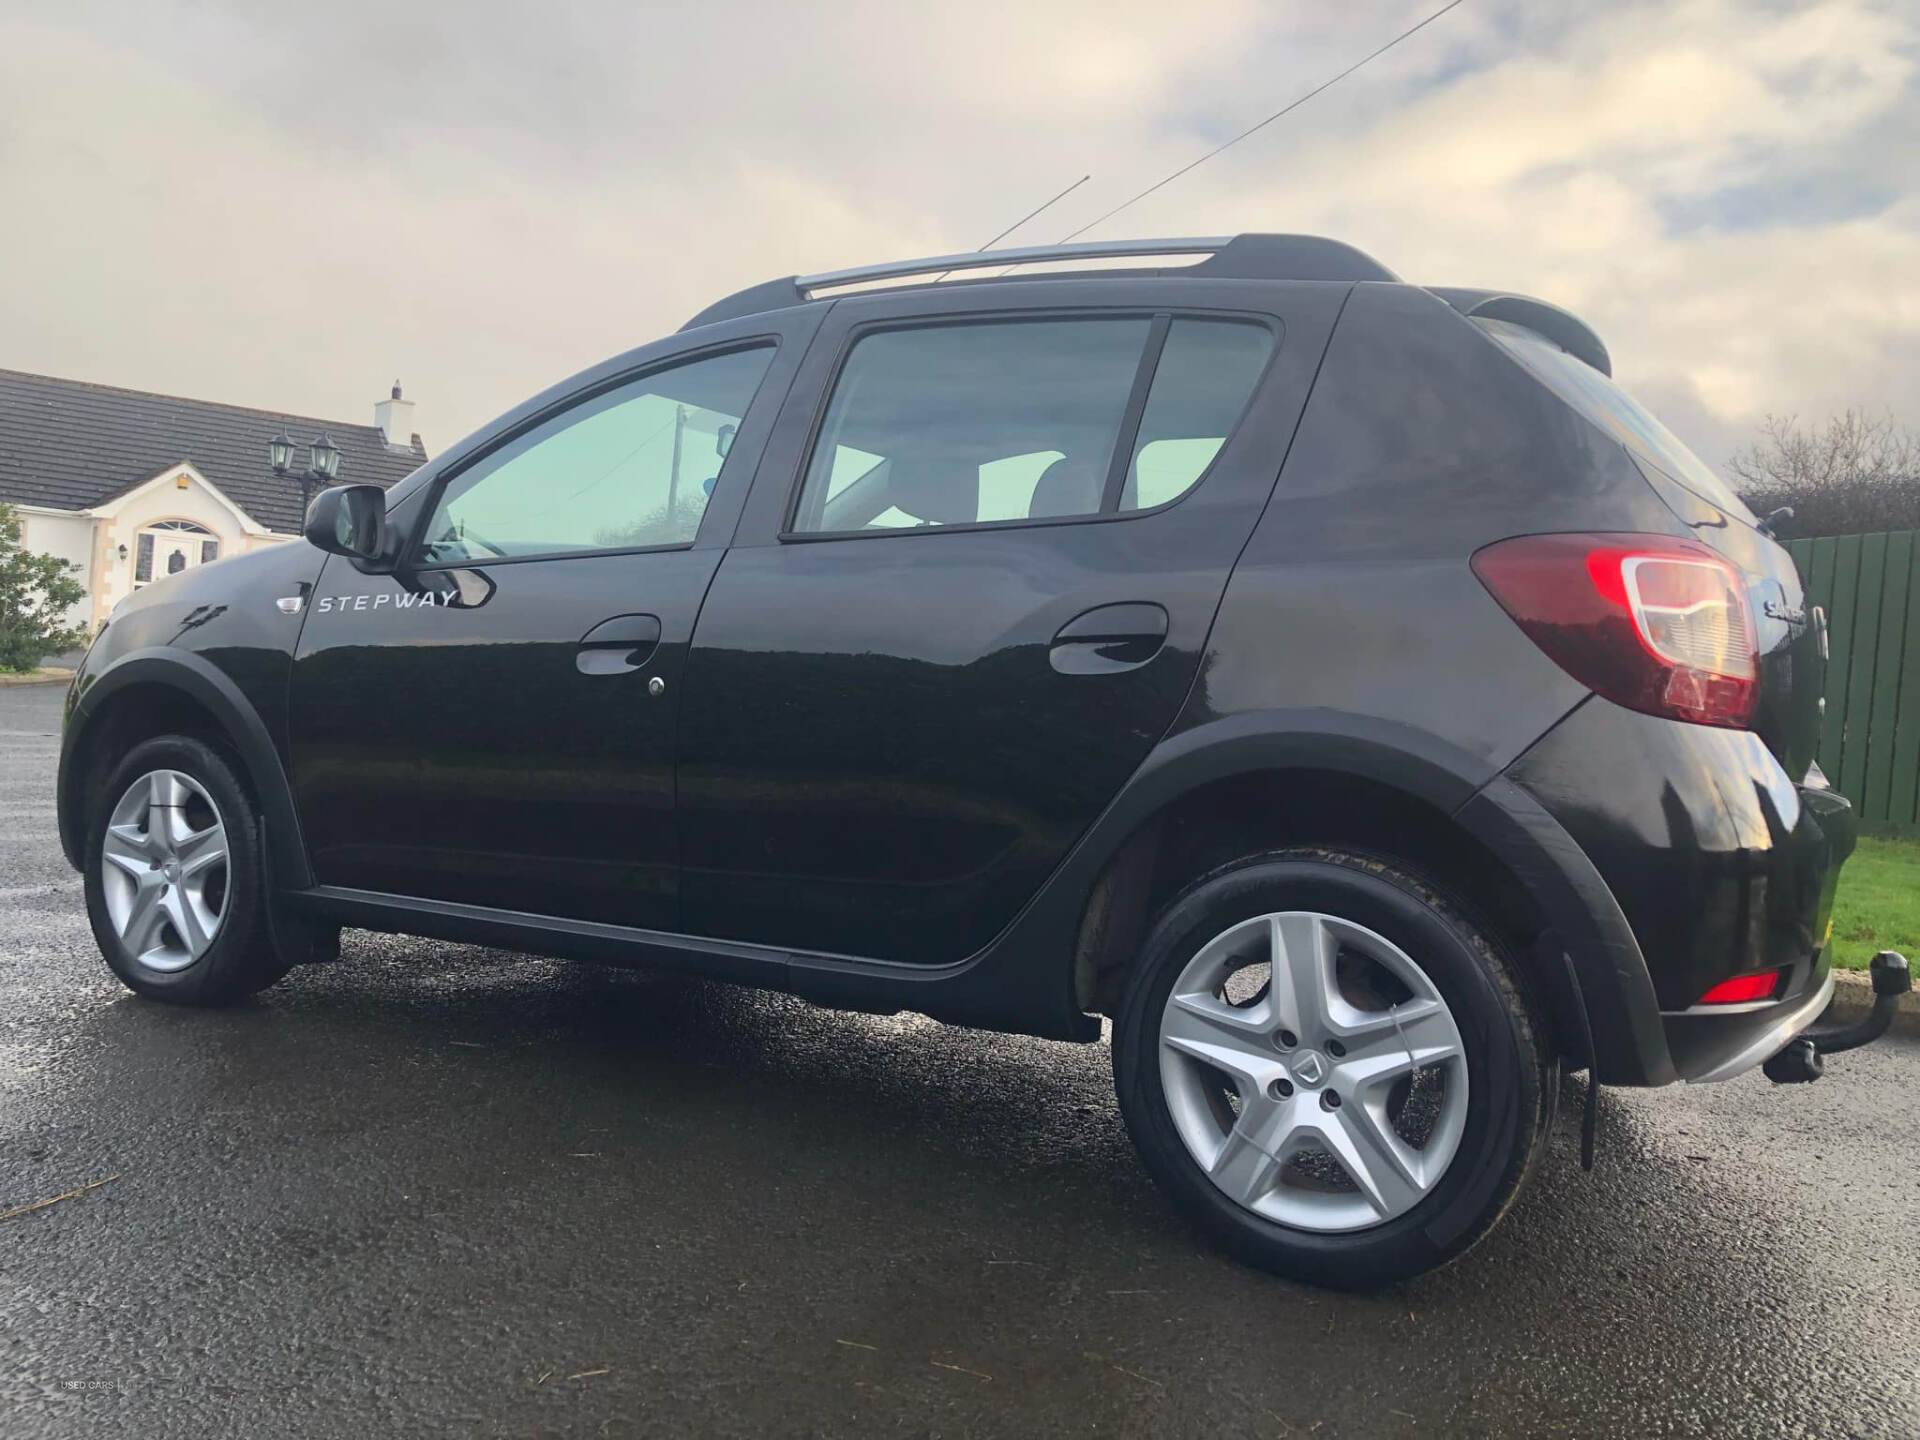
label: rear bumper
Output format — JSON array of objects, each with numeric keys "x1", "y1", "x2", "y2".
[
  {"x1": 1677, "y1": 968, "x2": 1835, "y2": 1083},
  {"x1": 1503, "y1": 697, "x2": 1856, "y2": 1085}
]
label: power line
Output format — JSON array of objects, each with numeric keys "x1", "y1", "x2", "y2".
[
  {"x1": 976, "y1": 173, "x2": 1091, "y2": 251},
  {"x1": 933, "y1": 174, "x2": 1092, "y2": 282},
  {"x1": 1058, "y1": 0, "x2": 1467, "y2": 243}
]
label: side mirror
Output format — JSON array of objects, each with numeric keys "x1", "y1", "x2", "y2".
[{"x1": 304, "y1": 484, "x2": 388, "y2": 560}]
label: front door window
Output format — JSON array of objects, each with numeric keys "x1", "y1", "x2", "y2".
[{"x1": 417, "y1": 345, "x2": 776, "y2": 565}]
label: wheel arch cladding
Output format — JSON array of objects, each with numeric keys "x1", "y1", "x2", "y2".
[
  {"x1": 1065, "y1": 716, "x2": 1672, "y2": 1086},
  {"x1": 60, "y1": 650, "x2": 312, "y2": 890}
]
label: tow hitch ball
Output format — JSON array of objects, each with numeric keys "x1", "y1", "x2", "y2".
[{"x1": 1764, "y1": 951, "x2": 1910, "y2": 1084}]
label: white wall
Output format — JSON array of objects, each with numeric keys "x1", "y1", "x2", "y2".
[
  {"x1": 16, "y1": 507, "x2": 95, "y2": 629},
  {"x1": 9, "y1": 467, "x2": 291, "y2": 633},
  {"x1": 91, "y1": 467, "x2": 278, "y2": 625}
]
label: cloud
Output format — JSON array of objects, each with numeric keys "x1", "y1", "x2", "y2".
[
  {"x1": 1154, "y1": 0, "x2": 1920, "y2": 454},
  {"x1": 0, "y1": 0, "x2": 1913, "y2": 471}
]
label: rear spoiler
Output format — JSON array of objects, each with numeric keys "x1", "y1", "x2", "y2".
[{"x1": 1427, "y1": 288, "x2": 1612, "y2": 377}]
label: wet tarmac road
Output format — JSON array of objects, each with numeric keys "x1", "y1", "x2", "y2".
[{"x1": 2, "y1": 683, "x2": 1918, "y2": 1438}]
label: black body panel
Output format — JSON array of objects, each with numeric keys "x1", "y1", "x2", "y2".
[
  {"x1": 675, "y1": 531, "x2": 1213, "y2": 960},
  {"x1": 281, "y1": 306, "x2": 823, "y2": 927},
  {"x1": 1169, "y1": 281, "x2": 1708, "y2": 1084},
  {"x1": 58, "y1": 542, "x2": 329, "y2": 885},
  {"x1": 286, "y1": 548, "x2": 719, "y2": 926},
  {"x1": 1250, "y1": 283, "x2": 1687, "y2": 555},
  {"x1": 677, "y1": 277, "x2": 1346, "y2": 962},
  {"x1": 1508, "y1": 697, "x2": 1854, "y2": 1014}
]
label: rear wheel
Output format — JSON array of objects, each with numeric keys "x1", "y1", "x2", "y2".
[
  {"x1": 84, "y1": 736, "x2": 294, "y2": 1004},
  {"x1": 1113, "y1": 847, "x2": 1554, "y2": 1289}
]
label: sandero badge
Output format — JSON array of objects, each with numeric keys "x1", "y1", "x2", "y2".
[{"x1": 55, "y1": 234, "x2": 1905, "y2": 1289}]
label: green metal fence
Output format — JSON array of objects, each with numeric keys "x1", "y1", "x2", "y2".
[{"x1": 1786, "y1": 530, "x2": 1920, "y2": 829}]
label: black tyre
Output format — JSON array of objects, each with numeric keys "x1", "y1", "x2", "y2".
[
  {"x1": 83, "y1": 735, "x2": 294, "y2": 1005},
  {"x1": 1112, "y1": 847, "x2": 1555, "y2": 1289}
]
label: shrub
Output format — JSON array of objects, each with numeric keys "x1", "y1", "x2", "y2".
[{"x1": 0, "y1": 502, "x2": 90, "y2": 671}]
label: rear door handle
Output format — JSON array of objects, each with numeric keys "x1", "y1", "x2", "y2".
[
  {"x1": 577, "y1": 613, "x2": 662, "y2": 675},
  {"x1": 1048, "y1": 602, "x2": 1169, "y2": 675}
]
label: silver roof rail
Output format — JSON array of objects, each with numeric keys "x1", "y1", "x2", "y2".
[
  {"x1": 681, "y1": 234, "x2": 1400, "y2": 330},
  {"x1": 795, "y1": 236, "x2": 1235, "y2": 294}
]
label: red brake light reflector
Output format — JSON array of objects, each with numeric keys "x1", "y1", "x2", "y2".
[
  {"x1": 1472, "y1": 532, "x2": 1759, "y2": 728},
  {"x1": 1697, "y1": 968, "x2": 1785, "y2": 1005}
]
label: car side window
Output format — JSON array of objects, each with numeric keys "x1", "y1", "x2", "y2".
[
  {"x1": 791, "y1": 319, "x2": 1151, "y2": 534},
  {"x1": 419, "y1": 344, "x2": 775, "y2": 565},
  {"x1": 1119, "y1": 319, "x2": 1273, "y2": 512},
  {"x1": 789, "y1": 316, "x2": 1272, "y2": 535}
]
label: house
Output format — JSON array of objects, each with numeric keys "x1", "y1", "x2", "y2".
[{"x1": 0, "y1": 367, "x2": 427, "y2": 632}]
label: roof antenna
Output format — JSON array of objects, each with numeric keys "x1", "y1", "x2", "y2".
[
  {"x1": 1059, "y1": 0, "x2": 1467, "y2": 242},
  {"x1": 932, "y1": 174, "x2": 1090, "y2": 281}
]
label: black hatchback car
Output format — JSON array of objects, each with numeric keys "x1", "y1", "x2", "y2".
[{"x1": 59, "y1": 234, "x2": 1894, "y2": 1287}]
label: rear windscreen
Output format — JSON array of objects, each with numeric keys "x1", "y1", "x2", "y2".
[{"x1": 1477, "y1": 318, "x2": 1757, "y2": 524}]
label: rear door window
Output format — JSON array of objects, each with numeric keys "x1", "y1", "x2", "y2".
[
  {"x1": 789, "y1": 315, "x2": 1274, "y2": 534},
  {"x1": 1120, "y1": 319, "x2": 1274, "y2": 512}
]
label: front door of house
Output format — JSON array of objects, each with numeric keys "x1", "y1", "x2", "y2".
[{"x1": 134, "y1": 520, "x2": 219, "y2": 587}]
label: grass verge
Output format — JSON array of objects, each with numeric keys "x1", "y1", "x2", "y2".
[{"x1": 1829, "y1": 833, "x2": 1920, "y2": 971}]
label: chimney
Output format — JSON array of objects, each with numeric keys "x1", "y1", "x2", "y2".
[{"x1": 374, "y1": 380, "x2": 416, "y2": 449}]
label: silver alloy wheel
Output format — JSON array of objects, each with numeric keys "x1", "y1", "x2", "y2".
[
  {"x1": 1158, "y1": 911, "x2": 1469, "y2": 1233},
  {"x1": 99, "y1": 769, "x2": 230, "y2": 973}
]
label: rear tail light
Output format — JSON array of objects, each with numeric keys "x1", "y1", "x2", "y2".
[
  {"x1": 1697, "y1": 968, "x2": 1786, "y2": 1005},
  {"x1": 1472, "y1": 532, "x2": 1758, "y2": 728}
]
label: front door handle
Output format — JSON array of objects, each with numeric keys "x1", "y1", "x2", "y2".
[
  {"x1": 1048, "y1": 602, "x2": 1169, "y2": 675},
  {"x1": 577, "y1": 613, "x2": 662, "y2": 675}
]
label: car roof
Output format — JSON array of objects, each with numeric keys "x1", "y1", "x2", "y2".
[
  {"x1": 680, "y1": 233, "x2": 1611, "y2": 376},
  {"x1": 681, "y1": 234, "x2": 1395, "y2": 330}
]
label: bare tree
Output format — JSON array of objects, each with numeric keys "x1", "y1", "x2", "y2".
[{"x1": 1729, "y1": 410, "x2": 1920, "y2": 539}]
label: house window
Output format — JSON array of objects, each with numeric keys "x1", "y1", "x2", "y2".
[
  {"x1": 134, "y1": 534, "x2": 154, "y2": 583},
  {"x1": 201, "y1": 539, "x2": 219, "y2": 564}
]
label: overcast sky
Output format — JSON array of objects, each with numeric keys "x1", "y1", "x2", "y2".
[{"x1": 2, "y1": 0, "x2": 1915, "y2": 471}]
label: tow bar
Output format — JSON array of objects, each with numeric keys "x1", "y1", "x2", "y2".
[{"x1": 1763, "y1": 951, "x2": 1911, "y2": 1083}]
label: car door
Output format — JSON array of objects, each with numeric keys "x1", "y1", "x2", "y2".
[
  {"x1": 286, "y1": 316, "x2": 816, "y2": 928},
  {"x1": 676, "y1": 278, "x2": 1346, "y2": 962}
]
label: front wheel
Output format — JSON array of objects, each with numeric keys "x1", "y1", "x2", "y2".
[
  {"x1": 83, "y1": 735, "x2": 294, "y2": 1005},
  {"x1": 1112, "y1": 848, "x2": 1555, "y2": 1289}
]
